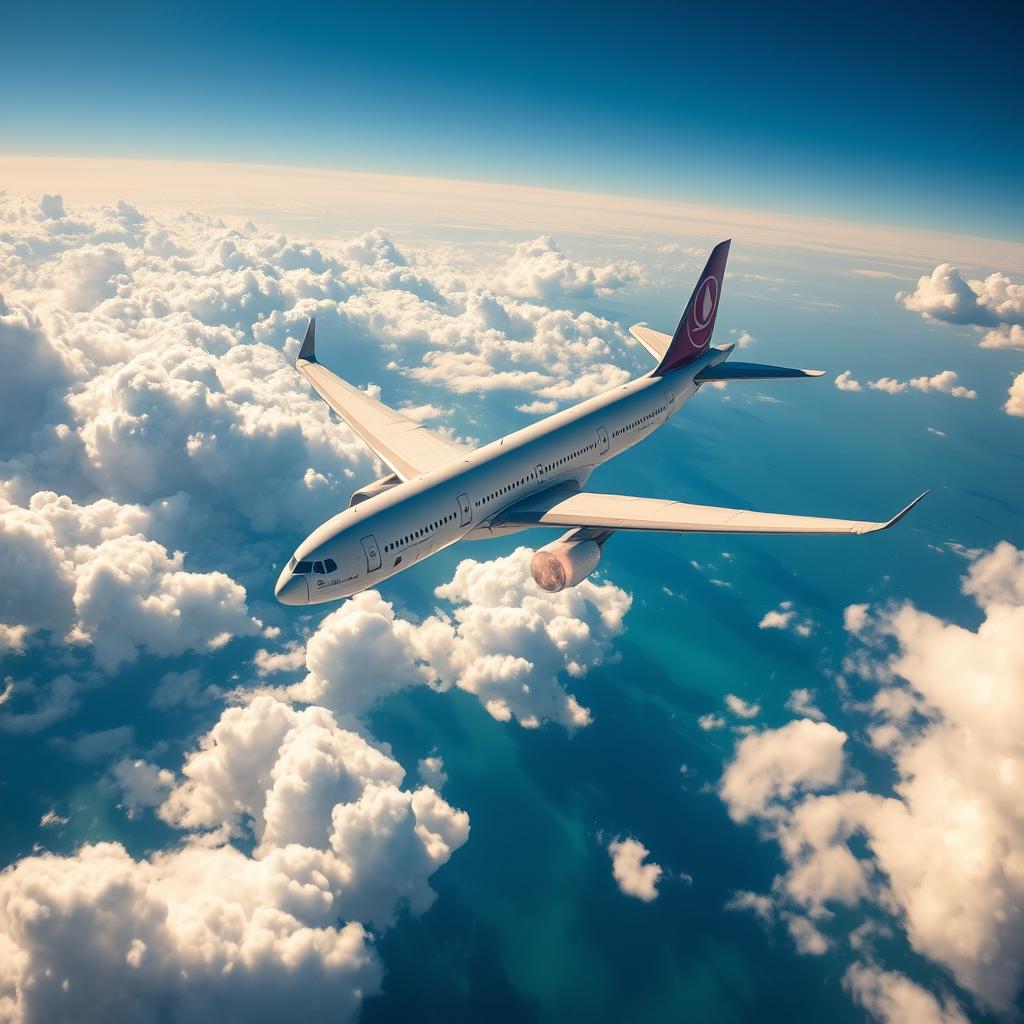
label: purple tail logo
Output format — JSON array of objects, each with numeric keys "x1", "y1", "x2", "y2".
[
  {"x1": 655, "y1": 239, "x2": 731, "y2": 374},
  {"x1": 687, "y1": 275, "x2": 719, "y2": 349}
]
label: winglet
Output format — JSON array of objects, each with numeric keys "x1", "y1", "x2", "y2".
[
  {"x1": 861, "y1": 491, "x2": 929, "y2": 534},
  {"x1": 298, "y1": 318, "x2": 317, "y2": 364}
]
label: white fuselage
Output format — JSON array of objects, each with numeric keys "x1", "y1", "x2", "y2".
[{"x1": 274, "y1": 348, "x2": 725, "y2": 605}]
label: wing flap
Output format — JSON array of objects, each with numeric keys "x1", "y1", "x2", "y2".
[
  {"x1": 493, "y1": 488, "x2": 927, "y2": 536},
  {"x1": 297, "y1": 319, "x2": 465, "y2": 480}
]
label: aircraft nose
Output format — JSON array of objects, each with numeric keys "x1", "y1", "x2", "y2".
[{"x1": 274, "y1": 567, "x2": 308, "y2": 606}]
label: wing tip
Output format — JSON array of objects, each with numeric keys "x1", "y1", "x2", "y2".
[
  {"x1": 298, "y1": 317, "x2": 316, "y2": 363},
  {"x1": 864, "y1": 490, "x2": 929, "y2": 533}
]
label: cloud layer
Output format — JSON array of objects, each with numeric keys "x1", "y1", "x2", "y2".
[
  {"x1": 0, "y1": 695, "x2": 469, "y2": 1024},
  {"x1": 0, "y1": 191, "x2": 641, "y2": 1022},
  {"x1": 286, "y1": 547, "x2": 631, "y2": 729},
  {"x1": 719, "y1": 542, "x2": 1024, "y2": 1017}
]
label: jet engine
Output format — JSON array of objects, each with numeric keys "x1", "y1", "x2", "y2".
[
  {"x1": 348, "y1": 473, "x2": 400, "y2": 507},
  {"x1": 530, "y1": 536, "x2": 603, "y2": 593}
]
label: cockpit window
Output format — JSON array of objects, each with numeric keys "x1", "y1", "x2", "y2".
[
  {"x1": 294, "y1": 560, "x2": 313, "y2": 574},
  {"x1": 288, "y1": 556, "x2": 297, "y2": 572},
  {"x1": 313, "y1": 561, "x2": 324, "y2": 574},
  {"x1": 324, "y1": 558, "x2": 337, "y2": 573}
]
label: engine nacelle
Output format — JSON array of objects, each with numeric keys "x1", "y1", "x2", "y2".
[
  {"x1": 530, "y1": 538, "x2": 602, "y2": 593},
  {"x1": 348, "y1": 473, "x2": 400, "y2": 508}
]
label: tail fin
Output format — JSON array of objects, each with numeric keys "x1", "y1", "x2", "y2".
[{"x1": 654, "y1": 239, "x2": 730, "y2": 374}]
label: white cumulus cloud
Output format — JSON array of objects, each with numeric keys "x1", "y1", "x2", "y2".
[
  {"x1": 868, "y1": 370, "x2": 975, "y2": 399},
  {"x1": 288, "y1": 547, "x2": 631, "y2": 730},
  {"x1": 0, "y1": 491, "x2": 260, "y2": 673},
  {"x1": 607, "y1": 837, "x2": 663, "y2": 902},
  {"x1": 1005, "y1": 371, "x2": 1024, "y2": 418},
  {"x1": 494, "y1": 236, "x2": 642, "y2": 301},
  {"x1": 0, "y1": 694, "x2": 470, "y2": 1024},
  {"x1": 718, "y1": 542, "x2": 1024, "y2": 1014}
]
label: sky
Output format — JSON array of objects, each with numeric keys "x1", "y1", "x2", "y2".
[
  {"x1": 2, "y1": 0, "x2": 1022, "y2": 237},
  {"x1": 1, "y1": 6, "x2": 1024, "y2": 1024}
]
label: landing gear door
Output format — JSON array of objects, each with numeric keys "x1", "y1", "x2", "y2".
[
  {"x1": 457, "y1": 493, "x2": 472, "y2": 527},
  {"x1": 360, "y1": 535, "x2": 381, "y2": 572},
  {"x1": 597, "y1": 426, "x2": 609, "y2": 454}
]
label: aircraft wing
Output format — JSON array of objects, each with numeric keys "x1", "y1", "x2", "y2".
[
  {"x1": 296, "y1": 319, "x2": 466, "y2": 480},
  {"x1": 492, "y1": 488, "x2": 927, "y2": 535}
]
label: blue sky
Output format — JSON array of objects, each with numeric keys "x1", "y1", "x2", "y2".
[{"x1": 3, "y1": 0, "x2": 1021, "y2": 237}]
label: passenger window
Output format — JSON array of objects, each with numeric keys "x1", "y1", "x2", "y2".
[{"x1": 324, "y1": 559, "x2": 337, "y2": 573}]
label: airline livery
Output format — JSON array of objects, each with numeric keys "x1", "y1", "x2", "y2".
[{"x1": 275, "y1": 241, "x2": 925, "y2": 606}]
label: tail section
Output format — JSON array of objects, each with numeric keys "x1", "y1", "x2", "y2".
[{"x1": 654, "y1": 239, "x2": 730, "y2": 375}]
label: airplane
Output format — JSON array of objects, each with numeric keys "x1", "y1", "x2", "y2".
[{"x1": 275, "y1": 240, "x2": 926, "y2": 606}]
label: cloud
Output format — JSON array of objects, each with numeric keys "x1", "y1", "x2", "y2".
[
  {"x1": 0, "y1": 491, "x2": 260, "y2": 672},
  {"x1": 869, "y1": 377, "x2": 907, "y2": 395},
  {"x1": 1005, "y1": 371, "x2": 1024, "y2": 417},
  {"x1": 725, "y1": 889, "x2": 774, "y2": 923},
  {"x1": 417, "y1": 755, "x2": 447, "y2": 790},
  {"x1": 728, "y1": 329, "x2": 755, "y2": 348},
  {"x1": 835, "y1": 370, "x2": 862, "y2": 392},
  {"x1": 758, "y1": 601, "x2": 815, "y2": 636},
  {"x1": 698, "y1": 713, "x2": 726, "y2": 731},
  {"x1": 719, "y1": 719, "x2": 847, "y2": 823},
  {"x1": 289, "y1": 548, "x2": 631, "y2": 730},
  {"x1": 851, "y1": 268, "x2": 899, "y2": 280},
  {"x1": 843, "y1": 603, "x2": 870, "y2": 634},
  {"x1": 657, "y1": 243, "x2": 706, "y2": 257},
  {"x1": 980, "y1": 324, "x2": 1024, "y2": 349},
  {"x1": 868, "y1": 370, "x2": 975, "y2": 399},
  {"x1": 786, "y1": 914, "x2": 829, "y2": 955},
  {"x1": 0, "y1": 625, "x2": 29, "y2": 654},
  {"x1": 516, "y1": 399, "x2": 558, "y2": 415},
  {"x1": 607, "y1": 837, "x2": 663, "y2": 902},
  {"x1": 843, "y1": 964, "x2": 969, "y2": 1024},
  {"x1": 111, "y1": 758, "x2": 174, "y2": 818},
  {"x1": 0, "y1": 298, "x2": 77, "y2": 457},
  {"x1": 39, "y1": 194, "x2": 65, "y2": 220},
  {"x1": 897, "y1": 264, "x2": 998, "y2": 326},
  {"x1": 785, "y1": 688, "x2": 825, "y2": 721},
  {"x1": 724, "y1": 694, "x2": 760, "y2": 720},
  {"x1": 492, "y1": 237, "x2": 642, "y2": 301},
  {"x1": 0, "y1": 675, "x2": 79, "y2": 736},
  {"x1": 718, "y1": 543, "x2": 1024, "y2": 1013},
  {"x1": 149, "y1": 668, "x2": 223, "y2": 710},
  {"x1": 406, "y1": 295, "x2": 632, "y2": 400},
  {"x1": 0, "y1": 694, "x2": 470, "y2": 1024},
  {"x1": 0, "y1": 192, "x2": 647, "y2": 564},
  {"x1": 897, "y1": 265, "x2": 1024, "y2": 365}
]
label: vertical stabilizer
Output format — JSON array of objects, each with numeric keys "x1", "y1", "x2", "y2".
[{"x1": 655, "y1": 240, "x2": 730, "y2": 374}]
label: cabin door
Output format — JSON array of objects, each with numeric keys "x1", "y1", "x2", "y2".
[{"x1": 360, "y1": 535, "x2": 381, "y2": 572}]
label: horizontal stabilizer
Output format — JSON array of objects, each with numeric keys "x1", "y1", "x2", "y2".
[
  {"x1": 696, "y1": 361, "x2": 825, "y2": 383},
  {"x1": 629, "y1": 324, "x2": 672, "y2": 361}
]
